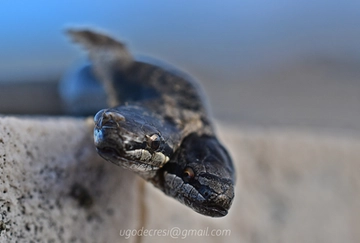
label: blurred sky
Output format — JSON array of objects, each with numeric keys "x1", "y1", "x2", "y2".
[
  {"x1": 1, "y1": 0, "x2": 360, "y2": 81},
  {"x1": 1, "y1": 0, "x2": 360, "y2": 131}
]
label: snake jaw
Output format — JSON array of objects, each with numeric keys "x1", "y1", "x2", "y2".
[
  {"x1": 125, "y1": 150, "x2": 169, "y2": 169},
  {"x1": 94, "y1": 105, "x2": 176, "y2": 174},
  {"x1": 157, "y1": 134, "x2": 235, "y2": 217},
  {"x1": 161, "y1": 171, "x2": 233, "y2": 217},
  {"x1": 94, "y1": 125, "x2": 169, "y2": 173}
]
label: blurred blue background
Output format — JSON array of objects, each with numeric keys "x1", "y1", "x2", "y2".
[{"x1": 1, "y1": 0, "x2": 360, "y2": 132}]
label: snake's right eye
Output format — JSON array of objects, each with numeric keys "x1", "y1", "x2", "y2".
[{"x1": 148, "y1": 134, "x2": 161, "y2": 150}]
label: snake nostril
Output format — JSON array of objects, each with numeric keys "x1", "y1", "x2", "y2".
[{"x1": 199, "y1": 186, "x2": 213, "y2": 200}]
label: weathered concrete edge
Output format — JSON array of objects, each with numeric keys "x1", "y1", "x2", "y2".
[
  {"x1": 1, "y1": 116, "x2": 360, "y2": 243},
  {"x1": 0, "y1": 116, "x2": 141, "y2": 243}
]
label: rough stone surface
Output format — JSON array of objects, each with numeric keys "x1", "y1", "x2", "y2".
[
  {"x1": 0, "y1": 117, "x2": 359, "y2": 243},
  {"x1": 0, "y1": 117, "x2": 140, "y2": 243}
]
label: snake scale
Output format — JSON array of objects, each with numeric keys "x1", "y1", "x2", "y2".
[{"x1": 67, "y1": 29, "x2": 235, "y2": 217}]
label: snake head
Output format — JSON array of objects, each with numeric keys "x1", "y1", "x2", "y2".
[
  {"x1": 93, "y1": 105, "x2": 178, "y2": 173},
  {"x1": 157, "y1": 133, "x2": 235, "y2": 217}
]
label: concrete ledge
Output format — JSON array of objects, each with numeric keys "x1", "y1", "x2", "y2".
[
  {"x1": 0, "y1": 117, "x2": 140, "y2": 242},
  {"x1": 0, "y1": 117, "x2": 359, "y2": 242}
]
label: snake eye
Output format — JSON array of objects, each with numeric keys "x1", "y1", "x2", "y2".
[
  {"x1": 182, "y1": 167, "x2": 195, "y2": 183},
  {"x1": 148, "y1": 134, "x2": 161, "y2": 150}
]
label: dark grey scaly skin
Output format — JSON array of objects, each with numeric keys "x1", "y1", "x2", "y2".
[
  {"x1": 153, "y1": 133, "x2": 235, "y2": 217},
  {"x1": 93, "y1": 105, "x2": 181, "y2": 178},
  {"x1": 67, "y1": 29, "x2": 235, "y2": 217}
]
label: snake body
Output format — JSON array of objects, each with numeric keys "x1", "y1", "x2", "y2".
[{"x1": 68, "y1": 29, "x2": 235, "y2": 217}]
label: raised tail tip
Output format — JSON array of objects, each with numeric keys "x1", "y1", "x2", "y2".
[
  {"x1": 66, "y1": 28, "x2": 125, "y2": 48},
  {"x1": 65, "y1": 27, "x2": 134, "y2": 68}
]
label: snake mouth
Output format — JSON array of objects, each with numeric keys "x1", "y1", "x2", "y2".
[
  {"x1": 202, "y1": 204, "x2": 228, "y2": 217},
  {"x1": 96, "y1": 146, "x2": 124, "y2": 159},
  {"x1": 96, "y1": 145, "x2": 162, "y2": 170}
]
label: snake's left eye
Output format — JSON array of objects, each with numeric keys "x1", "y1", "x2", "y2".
[
  {"x1": 182, "y1": 167, "x2": 195, "y2": 183},
  {"x1": 148, "y1": 134, "x2": 161, "y2": 150}
]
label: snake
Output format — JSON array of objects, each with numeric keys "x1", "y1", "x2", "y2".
[{"x1": 67, "y1": 29, "x2": 235, "y2": 217}]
